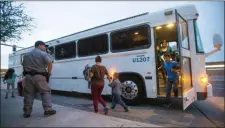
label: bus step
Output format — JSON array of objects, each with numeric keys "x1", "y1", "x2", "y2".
[{"x1": 158, "y1": 87, "x2": 182, "y2": 97}]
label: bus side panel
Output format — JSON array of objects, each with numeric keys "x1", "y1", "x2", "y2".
[
  {"x1": 50, "y1": 46, "x2": 157, "y2": 98},
  {"x1": 50, "y1": 60, "x2": 96, "y2": 94}
]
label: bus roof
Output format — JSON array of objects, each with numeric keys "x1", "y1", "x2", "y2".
[{"x1": 10, "y1": 4, "x2": 197, "y2": 56}]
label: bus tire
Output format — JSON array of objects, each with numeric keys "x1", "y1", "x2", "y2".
[{"x1": 119, "y1": 75, "x2": 145, "y2": 106}]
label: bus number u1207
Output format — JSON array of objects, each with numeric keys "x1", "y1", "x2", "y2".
[{"x1": 132, "y1": 56, "x2": 150, "y2": 63}]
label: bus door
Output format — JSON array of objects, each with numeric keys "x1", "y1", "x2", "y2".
[{"x1": 175, "y1": 10, "x2": 196, "y2": 110}]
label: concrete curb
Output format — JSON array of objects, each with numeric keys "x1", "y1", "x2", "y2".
[{"x1": 1, "y1": 90, "x2": 161, "y2": 127}]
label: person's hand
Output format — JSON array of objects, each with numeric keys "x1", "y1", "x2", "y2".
[
  {"x1": 157, "y1": 45, "x2": 159, "y2": 51},
  {"x1": 109, "y1": 78, "x2": 113, "y2": 83},
  {"x1": 89, "y1": 72, "x2": 93, "y2": 78},
  {"x1": 172, "y1": 68, "x2": 179, "y2": 73},
  {"x1": 48, "y1": 72, "x2": 51, "y2": 76}
]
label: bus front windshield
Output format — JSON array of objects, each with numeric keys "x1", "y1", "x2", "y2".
[{"x1": 194, "y1": 20, "x2": 205, "y2": 53}]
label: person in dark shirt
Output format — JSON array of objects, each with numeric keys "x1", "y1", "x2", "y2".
[{"x1": 158, "y1": 40, "x2": 173, "y2": 57}]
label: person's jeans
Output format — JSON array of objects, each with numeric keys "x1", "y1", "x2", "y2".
[
  {"x1": 111, "y1": 94, "x2": 128, "y2": 109},
  {"x1": 166, "y1": 79, "x2": 178, "y2": 103}
]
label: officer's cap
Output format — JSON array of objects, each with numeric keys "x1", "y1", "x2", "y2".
[{"x1": 35, "y1": 40, "x2": 49, "y2": 47}]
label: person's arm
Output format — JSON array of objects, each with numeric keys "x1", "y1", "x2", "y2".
[
  {"x1": 172, "y1": 68, "x2": 180, "y2": 72},
  {"x1": 108, "y1": 80, "x2": 115, "y2": 87},
  {"x1": 89, "y1": 70, "x2": 93, "y2": 78},
  {"x1": 43, "y1": 53, "x2": 53, "y2": 75},
  {"x1": 47, "y1": 63, "x2": 53, "y2": 75},
  {"x1": 158, "y1": 63, "x2": 164, "y2": 70},
  {"x1": 105, "y1": 67, "x2": 111, "y2": 81},
  {"x1": 90, "y1": 66, "x2": 95, "y2": 78},
  {"x1": 172, "y1": 62, "x2": 180, "y2": 72},
  {"x1": 158, "y1": 65, "x2": 163, "y2": 70}
]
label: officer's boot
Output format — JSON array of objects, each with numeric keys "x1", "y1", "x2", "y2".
[{"x1": 44, "y1": 109, "x2": 56, "y2": 116}]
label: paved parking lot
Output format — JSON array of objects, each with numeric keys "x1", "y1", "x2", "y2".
[{"x1": 1, "y1": 74, "x2": 224, "y2": 127}]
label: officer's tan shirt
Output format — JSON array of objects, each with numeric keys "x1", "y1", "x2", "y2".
[{"x1": 22, "y1": 48, "x2": 52, "y2": 72}]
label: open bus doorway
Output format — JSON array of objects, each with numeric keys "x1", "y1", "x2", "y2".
[{"x1": 154, "y1": 23, "x2": 182, "y2": 98}]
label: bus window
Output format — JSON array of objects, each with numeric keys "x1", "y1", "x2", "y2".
[
  {"x1": 47, "y1": 47, "x2": 55, "y2": 59},
  {"x1": 182, "y1": 57, "x2": 192, "y2": 92},
  {"x1": 110, "y1": 25, "x2": 150, "y2": 52},
  {"x1": 78, "y1": 34, "x2": 108, "y2": 57},
  {"x1": 48, "y1": 47, "x2": 54, "y2": 55},
  {"x1": 194, "y1": 20, "x2": 204, "y2": 53},
  {"x1": 55, "y1": 41, "x2": 76, "y2": 60},
  {"x1": 179, "y1": 17, "x2": 189, "y2": 49}
]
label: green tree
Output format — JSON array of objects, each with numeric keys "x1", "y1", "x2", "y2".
[{"x1": 0, "y1": 1, "x2": 34, "y2": 43}]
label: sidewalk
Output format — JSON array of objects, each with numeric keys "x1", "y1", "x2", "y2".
[
  {"x1": 194, "y1": 97, "x2": 224, "y2": 127},
  {"x1": 0, "y1": 90, "x2": 161, "y2": 127}
]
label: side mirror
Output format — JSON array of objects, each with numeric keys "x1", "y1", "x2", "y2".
[{"x1": 213, "y1": 34, "x2": 223, "y2": 50}]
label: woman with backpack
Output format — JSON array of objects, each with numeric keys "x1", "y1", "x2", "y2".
[
  {"x1": 3, "y1": 68, "x2": 21, "y2": 99},
  {"x1": 89, "y1": 56, "x2": 110, "y2": 115}
]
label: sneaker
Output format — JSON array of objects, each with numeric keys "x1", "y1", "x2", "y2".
[
  {"x1": 110, "y1": 106, "x2": 115, "y2": 109},
  {"x1": 104, "y1": 106, "x2": 109, "y2": 115},
  {"x1": 5, "y1": 96, "x2": 8, "y2": 99},
  {"x1": 23, "y1": 113, "x2": 31, "y2": 118},
  {"x1": 11, "y1": 95, "x2": 15, "y2": 98},
  {"x1": 44, "y1": 110, "x2": 56, "y2": 116},
  {"x1": 124, "y1": 108, "x2": 129, "y2": 112}
]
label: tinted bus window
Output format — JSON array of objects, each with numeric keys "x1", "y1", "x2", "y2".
[
  {"x1": 78, "y1": 34, "x2": 108, "y2": 57},
  {"x1": 55, "y1": 41, "x2": 76, "y2": 60},
  {"x1": 110, "y1": 25, "x2": 150, "y2": 52}
]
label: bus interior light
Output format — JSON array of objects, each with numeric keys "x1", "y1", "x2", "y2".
[
  {"x1": 167, "y1": 23, "x2": 174, "y2": 28},
  {"x1": 134, "y1": 32, "x2": 139, "y2": 35},
  {"x1": 156, "y1": 26, "x2": 162, "y2": 30}
]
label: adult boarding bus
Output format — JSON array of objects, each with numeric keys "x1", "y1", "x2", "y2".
[{"x1": 9, "y1": 4, "x2": 223, "y2": 110}]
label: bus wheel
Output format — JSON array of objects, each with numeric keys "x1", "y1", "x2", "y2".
[{"x1": 120, "y1": 75, "x2": 144, "y2": 105}]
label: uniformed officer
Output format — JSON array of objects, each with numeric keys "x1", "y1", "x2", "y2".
[{"x1": 22, "y1": 40, "x2": 56, "y2": 118}]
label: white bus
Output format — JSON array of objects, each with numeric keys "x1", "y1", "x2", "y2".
[{"x1": 9, "y1": 4, "x2": 220, "y2": 110}]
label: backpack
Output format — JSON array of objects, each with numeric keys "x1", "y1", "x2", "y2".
[{"x1": 83, "y1": 65, "x2": 92, "y2": 81}]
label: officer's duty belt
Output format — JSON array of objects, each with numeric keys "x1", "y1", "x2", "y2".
[{"x1": 24, "y1": 71, "x2": 48, "y2": 77}]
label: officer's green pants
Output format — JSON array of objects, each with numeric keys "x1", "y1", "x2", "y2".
[{"x1": 23, "y1": 75, "x2": 53, "y2": 114}]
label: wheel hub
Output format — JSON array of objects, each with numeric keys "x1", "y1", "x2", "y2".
[{"x1": 121, "y1": 80, "x2": 138, "y2": 100}]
